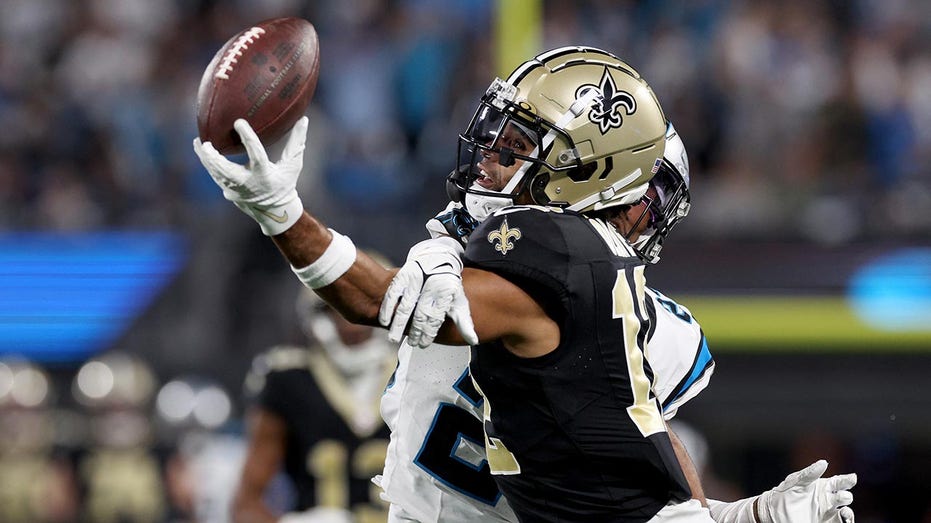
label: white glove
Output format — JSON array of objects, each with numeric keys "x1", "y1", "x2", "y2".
[
  {"x1": 708, "y1": 460, "x2": 856, "y2": 523},
  {"x1": 378, "y1": 236, "x2": 478, "y2": 348},
  {"x1": 192, "y1": 117, "x2": 308, "y2": 236},
  {"x1": 756, "y1": 460, "x2": 856, "y2": 523},
  {"x1": 278, "y1": 506, "x2": 353, "y2": 523}
]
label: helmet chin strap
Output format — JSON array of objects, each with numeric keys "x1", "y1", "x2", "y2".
[{"x1": 465, "y1": 183, "x2": 513, "y2": 222}]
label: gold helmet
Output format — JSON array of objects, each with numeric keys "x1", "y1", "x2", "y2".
[{"x1": 449, "y1": 46, "x2": 668, "y2": 214}]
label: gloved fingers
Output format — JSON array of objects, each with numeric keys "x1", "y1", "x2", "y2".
[
  {"x1": 406, "y1": 322, "x2": 424, "y2": 348},
  {"x1": 826, "y1": 473, "x2": 857, "y2": 492},
  {"x1": 407, "y1": 287, "x2": 454, "y2": 348},
  {"x1": 233, "y1": 118, "x2": 270, "y2": 166},
  {"x1": 838, "y1": 506, "x2": 854, "y2": 523},
  {"x1": 826, "y1": 490, "x2": 853, "y2": 508},
  {"x1": 447, "y1": 290, "x2": 478, "y2": 345},
  {"x1": 192, "y1": 137, "x2": 207, "y2": 158},
  {"x1": 406, "y1": 306, "x2": 429, "y2": 348},
  {"x1": 281, "y1": 116, "x2": 309, "y2": 161},
  {"x1": 378, "y1": 275, "x2": 407, "y2": 327},
  {"x1": 388, "y1": 289, "x2": 419, "y2": 344},
  {"x1": 408, "y1": 307, "x2": 444, "y2": 348},
  {"x1": 194, "y1": 137, "x2": 246, "y2": 188},
  {"x1": 780, "y1": 459, "x2": 828, "y2": 489}
]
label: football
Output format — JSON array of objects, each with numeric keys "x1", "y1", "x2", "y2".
[{"x1": 196, "y1": 17, "x2": 320, "y2": 154}]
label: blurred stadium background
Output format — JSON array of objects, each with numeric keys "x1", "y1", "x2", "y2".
[{"x1": 1, "y1": 0, "x2": 930, "y2": 521}]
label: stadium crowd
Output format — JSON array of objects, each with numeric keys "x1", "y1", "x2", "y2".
[{"x1": 0, "y1": 0, "x2": 929, "y2": 248}]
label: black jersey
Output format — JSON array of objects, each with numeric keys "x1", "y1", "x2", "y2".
[
  {"x1": 463, "y1": 206, "x2": 691, "y2": 522},
  {"x1": 246, "y1": 346, "x2": 393, "y2": 516}
]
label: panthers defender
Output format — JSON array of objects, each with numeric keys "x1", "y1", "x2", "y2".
[
  {"x1": 195, "y1": 46, "x2": 854, "y2": 522},
  {"x1": 234, "y1": 289, "x2": 396, "y2": 523}
]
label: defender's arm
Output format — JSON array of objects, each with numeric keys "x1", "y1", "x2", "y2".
[{"x1": 271, "y1": 212, "x2": 558, "y2": 353}]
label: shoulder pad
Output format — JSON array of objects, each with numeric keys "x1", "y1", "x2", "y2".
[
  {"x1": 465, "y1": 206, "x2": 575, "y2": 293},
  {"x1": 468, "y1": 205, "x2": 572, "y2": 259},
  {"x1": 464, "y1": 206, "x2": 646, "y2": 313}
]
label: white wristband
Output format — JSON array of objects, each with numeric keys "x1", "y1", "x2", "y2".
[{"x1": 291, "y1": 229, "x2": 357, "y2": 289}]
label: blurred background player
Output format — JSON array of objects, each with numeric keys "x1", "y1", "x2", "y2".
[
  {"x1": 157, "y1": 375, "x2": 244, "y2": 523},
  {"x1": 0, "y1": 358, "x2": 79, "y2": 523},
  {"x1": 71, "y1": 351, "x2": 168, "y2": 523},
  {"x1": 233, "y1": 281, "x2": 397, "y2": 523}
]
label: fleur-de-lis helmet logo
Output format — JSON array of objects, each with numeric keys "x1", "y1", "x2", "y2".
[
  {"x1": 575, "y1": 68, "x2": 637, "y2": 135},
  {"x1": 487, "y1": 218, "x2": 522, "y2": 255}
]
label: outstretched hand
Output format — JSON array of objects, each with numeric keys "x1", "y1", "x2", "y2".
[
  {"x1": 379, "y1": 237, "x2": 478, "y2": 348},
  {"x1": 193, "y1": 117, "x2": 309, "y2": 236},
  {"x1": 757, "y1": 460, "x2": 857, "y2": 523}
]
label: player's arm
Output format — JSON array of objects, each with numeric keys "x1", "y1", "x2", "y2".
[
  {"x1": 450, "y1": 266, "x2": 558, "y2": 357},
  {"x1": 706, "y1": 460, "x2": 857, "y2": 523},
  {"x1": 194, "y1": 119, "x2": 555, "y2": 353},
  {"x1": 232, "y1": 409, "x2": 287, "y2": 523},
  {"x1": 274, "y1": 214, "x2": 557, "y2": 354},
  {"x1": 269, "y1": 213, "x2": 397, "y2": 326},
  {"x1": 193, "y1": 116, "x2": 403, "y2": 327},
  {"x1": 668, "y1": 428, "x2": 708, "y2": 506}
]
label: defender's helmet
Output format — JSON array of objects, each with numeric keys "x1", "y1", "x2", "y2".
[
  {"x1": 630, "y1": 121, "x2": 691, "y2": 263},
  {"x1": 449, "y1": 46, "x2": 667, "y2": 215}
]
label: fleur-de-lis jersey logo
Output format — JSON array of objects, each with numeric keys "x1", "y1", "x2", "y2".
[
  {"x1": 575, "y1": 68, "x2": 637, "y2": 135},
  {"x1": 487, "y1": 218, "x2": 522, "y2": 255}
]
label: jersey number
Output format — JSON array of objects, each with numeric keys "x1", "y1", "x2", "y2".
[
  {"x1": 414, "y1": 370, "x2": 503, "y2": 505},
  {"x1": 307, "y1": 439, "x2": 389, "y2": 522},
  {"x1": 612, "y1": 268, "x2": 666, "y2": 437},
  {"x1": 472, "y1": 378, "x2": 521, "y2": 476},
  {"x1": 654, "y1": 293, "x2": 693, "y2": 323}
]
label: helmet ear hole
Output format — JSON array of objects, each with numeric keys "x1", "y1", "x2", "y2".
[
  {"x1": 530, "y1": 172, "x2": 551, "y2": 205},
  {"x1": 567, "y1": 162, "x2": 597, "y2": 182}
]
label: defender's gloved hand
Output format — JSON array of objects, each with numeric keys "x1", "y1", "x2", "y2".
[
  {"x1": 756, "y1": 460, "x2": 856, "y2": 523},
  {"x1": 193, "y1": 117, "x2": 308, "y2": 236},
  {"x1": 378, "y1": 237, "x2": 478, "y2": 348}
]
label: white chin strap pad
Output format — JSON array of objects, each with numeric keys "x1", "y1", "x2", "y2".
[{"x1": 465, "y1": 188, "x2": 512, "y2": 222}]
